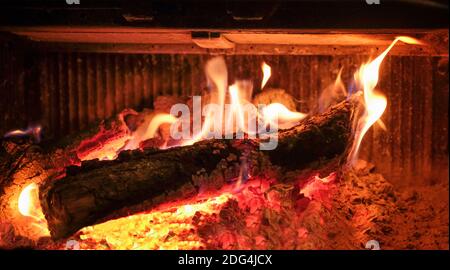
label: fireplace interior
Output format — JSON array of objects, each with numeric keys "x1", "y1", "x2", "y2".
[{"x1": 0, "y1": 1, "x2": 448, "y2": 250}]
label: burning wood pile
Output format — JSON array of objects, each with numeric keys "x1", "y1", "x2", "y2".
[{"x1": 2, "y1": 36, "x2": 447, "y2": 250}]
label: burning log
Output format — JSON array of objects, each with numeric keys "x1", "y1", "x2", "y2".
[{"x1": 39, "y1": 100, "x2": 356, "y2": 240}]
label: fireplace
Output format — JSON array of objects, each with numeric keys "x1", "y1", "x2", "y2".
[{"x1": 0, "y1": 0, "x2": 448, "y2": 250}]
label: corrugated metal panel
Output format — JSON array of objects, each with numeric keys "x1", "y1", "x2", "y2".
[
  {"x1": 37, "y1": 53, "x2": 211, "y2": 138},
  {"x1": 0, "y1": 41, "x2": 40, "y2": 137},
  {"x1": 1, "y1": 50, "x2": 448, "y2": 186}
]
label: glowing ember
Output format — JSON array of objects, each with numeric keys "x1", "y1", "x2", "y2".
[
  {"x1": 78, "y1": 135, "x2": 130, "y2": 161},
  {"x1": 78, "y1": 193, "x2": 233, "y2": 250},
  {"x1": 75, "y1": 111, "x2": 133, "y2": 161}
]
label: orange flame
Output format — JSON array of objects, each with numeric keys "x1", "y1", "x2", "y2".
[{"x1": 348, "y1": 36, "x2": 422, "y2": 164}]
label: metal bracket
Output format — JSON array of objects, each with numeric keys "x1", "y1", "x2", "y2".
[{"x1": 191, "y1": 32, "x2": 235, "y2": 49}]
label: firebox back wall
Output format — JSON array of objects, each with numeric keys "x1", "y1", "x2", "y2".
[{"x1": 0, "y1": 43, "x2": 448, "y2": 187}]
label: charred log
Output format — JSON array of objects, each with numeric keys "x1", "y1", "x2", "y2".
[{"x1": 39, "y1": 100, "x2": 356, "y2": 240}]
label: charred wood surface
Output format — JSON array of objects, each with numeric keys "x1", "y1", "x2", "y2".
[{"x1": 40, "y1": 100, "x2": 355, "y2": 240}]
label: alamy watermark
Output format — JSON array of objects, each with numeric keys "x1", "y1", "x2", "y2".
[
  {"x1": 365, "y1": 240, "x2": 381, "y2": 250},
  {"x1": 65, "y1": 239, "x2": 80, "y2": 250}
]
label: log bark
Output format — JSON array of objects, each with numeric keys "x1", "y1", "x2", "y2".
[{"x1": 40, "y1": 100, "x2": 356, "y2": 240}]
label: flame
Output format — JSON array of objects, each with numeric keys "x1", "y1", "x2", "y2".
[
  {"x1": 17, "y1": 183, "x2": 49, "y2": 236},
  {"x1": 69, "y1": 57, "x2": 306, "y2": 156},
  {"x1": 261, "y1": 62, "x2": 271, "y2": 89},
  {"x1": 38, "y1": 57, "x2": 309, "y2": 230},
  {"x1": 124, "y1": 113, "x2": 178, "y2": 150},
  {"x1": 205, "y1": 57, "x2": 227, "y2": 123},
  {"x1": 18, "y1": 183, "x2": 38, "y2": 217},
  {"x1": 261, "y1": 103, "x2": 307, "y2": 130},
  {"x1": 318, "y1": 69, "x2": 347, "y2": 113},
  {"x1": 348, "y1": 36, "x2": 422, "y2": 164},
  {"x1": 4, "y1": 125, "x2": 42, "y2": 142},
  {"x1": 224, "y1": 81, "x2": 258, "y2": 137},
  {"x1": 184, "y1": 57, "x2": 229, "y2": 145},
  {"x1": 192, "y1": 58, "x2": 304, "y2": 143},
  {"x1": 145, "y1": 114, "x2": 178, "y2": 139},
  {"x1": 226, "y1": 84, "x2": 247, "y2": 134}
]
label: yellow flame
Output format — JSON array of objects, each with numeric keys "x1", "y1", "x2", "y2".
[
  {"x1": 144, "y1": 114, "x2": 178, "y2": 139},
  {"x1": 124, "y1": 113, "x2": 178, "y2": 150},
  {"x1": 17, "y1": 183, "x2": 50, "y2": 236},
  {"x1": 261, "y1": 62, "x2": 271, "y2": 89},
  {"x1": 18, "y1": 183, "x2": 37, "y2": 217},
  {"x1": 349, "y1": 36, "x2": 422, "y2": 164}
]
